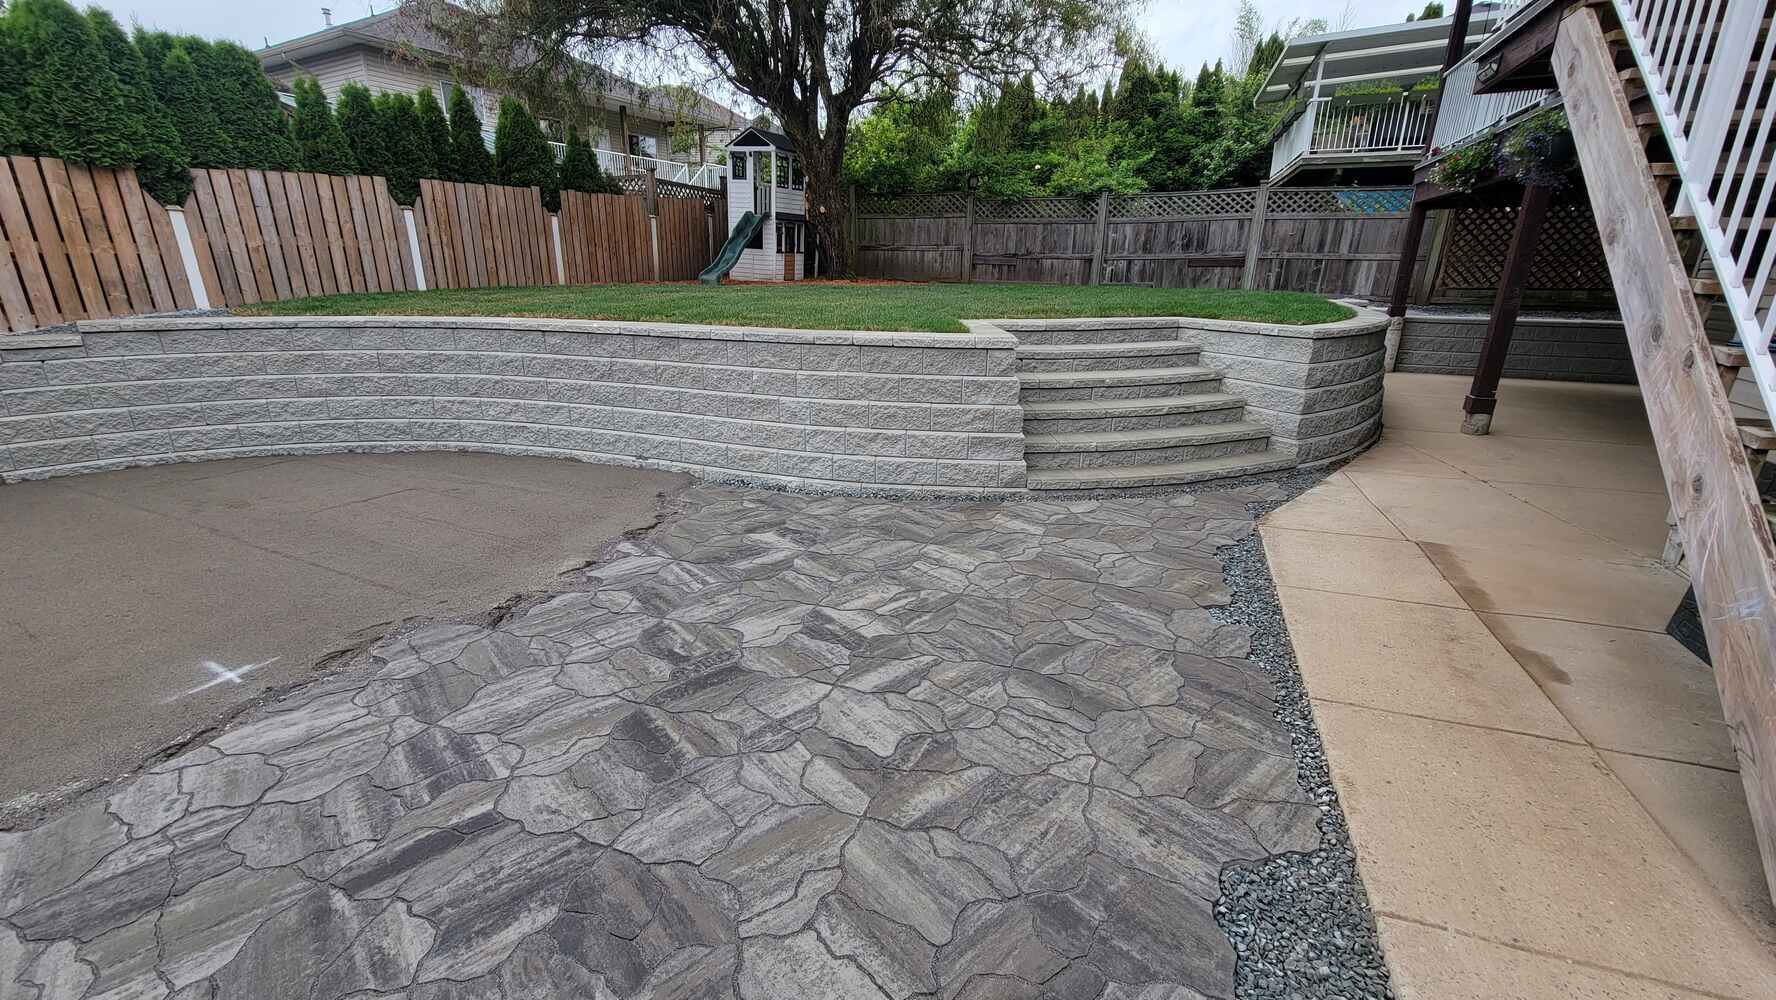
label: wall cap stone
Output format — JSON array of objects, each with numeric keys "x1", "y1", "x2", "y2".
[
  {"x1": 0, "y1": 333, "x2": 83, "y2": 350},
  {"x1": 69, "y1": 316, "x2": 1020, "y2": 351}
]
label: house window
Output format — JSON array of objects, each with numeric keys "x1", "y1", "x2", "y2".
[
  {"x1": 629, "y1": 133, "x2": 657, "y2": 158},
  {"x1": 777, "y1": 222, "x2": 801, "y2": 255},
  {"x1": 731, "y1": 152, "x2": 747, "y2": 180}
]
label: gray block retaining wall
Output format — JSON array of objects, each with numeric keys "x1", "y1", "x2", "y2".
[
  {"x1": 1, "y1": 309, "x2": 1389, "y2": 491},
  {"x1": 1394, "y1": 311, "x2": 1634, "y2": 383},
  {"x1": 1188, "y1": 313, "x2": 1389, "y2": 464},
  {"x1": 0, "y1": 317, "x2": 1028, "y2": 494}
]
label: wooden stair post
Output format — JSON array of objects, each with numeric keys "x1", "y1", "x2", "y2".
[{"x1": 1558, "y1": 5, "x2": 1776, "y2": 907}]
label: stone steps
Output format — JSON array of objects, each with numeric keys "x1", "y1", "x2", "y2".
[
  {"x1": 1025, "y1": 451, "x2": 1298, "y2": 490},
  {"x1": 1023, "y1": 421, "x2": 1272, "y2": 470},
  {"x1": 1017, "y1": 366, "x2": 1224, "y2": 402},
  {"x1": 1002, "y1": 322, "x2": 1182, "y2": 346},
  {"x1": 1014, "y1": 340, "x2": 1200, "y2": 373},
  {"x1": 1021, "y1": 393, "x2": 1249, "y2": 434}
]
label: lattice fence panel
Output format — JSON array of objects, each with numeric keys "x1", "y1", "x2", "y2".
[
  {"x1": 1433, "y1": 198, "x2": 1614, "y2": 300},
  {"x1": 1265, "y1": 187, "x2": 1413, "y2": 215},
  {"x1": 975, "y1": 195, "x2": 1097, "y2": 221},
  {"x1": 856, "y1": 191, "x2": 969, "y2": 216},
  {"x1": 1109, "y1": 189, "x2": 1257, "y2": 219}
]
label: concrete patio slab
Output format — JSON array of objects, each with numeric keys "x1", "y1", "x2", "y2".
[
  {"x1": 1257, "y1": 471, "x2": 1404, "y2": 539},
  {"x1": 1266, "y1": 372, "x2": 1776, "y2": 999},
  {"x1": 1263, "y1": 527, "x2": 1466, "y2": 607}
]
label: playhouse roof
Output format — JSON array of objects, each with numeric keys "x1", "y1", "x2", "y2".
[{"x1": 728, "y1": 127, "x2": 796, "y2": 151}]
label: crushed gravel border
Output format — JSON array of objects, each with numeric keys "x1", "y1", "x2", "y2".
[{"x1": 1200, "y1": 464, "x2": 1398, "y2": 1000}]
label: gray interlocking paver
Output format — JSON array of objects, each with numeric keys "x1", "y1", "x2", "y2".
[{"x1": 0, "y1": 484, "x2": 1322, "y2": 999}]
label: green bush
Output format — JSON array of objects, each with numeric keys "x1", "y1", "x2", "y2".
[
  {"x1": 153, "y1": 42, "x2": 231, "y2": 169},
  {"x1": 493, "y1": 97, "x2": 558, "y2": 210},
  {"x1": 0, "y1": 20, "x2": 24, "y2": 155},
  {"x1": 558, "y1": 124, "x2": 618, "y2": 195},
  {"x1": 447, "y1": 83, "x2": 493, "y2": 183},
  {"x1": 335, "y1": 83, "x2": 386, "y2": 180},
  {"x1": 375, "y1": 91, "x2": 432, "y2": 204},
  {"x1": 88, "y1": 8, "x2": 189, "y2": 204},
  {"x1": 415, "y1": 86, "x2": 453, "y2": 181},
  {"x1": 7, "y1": 0, "x2": 137, "y2": 166},
  {"x1": 290, "y1": 77, "x2": 356, "y2": 175},
  {"x1": 205, "y1": 41, "x2": 295, "y2": 170}
]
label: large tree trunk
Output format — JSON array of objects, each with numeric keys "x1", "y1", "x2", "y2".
[{"x1": 794, "y1": 134, "x2": 853, "y2": 278}]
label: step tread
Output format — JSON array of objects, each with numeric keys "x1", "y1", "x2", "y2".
[
  {"x1": 1025, "y1": 421, "x2": 1271, "y2": 453},
  {"x1": 1015, "y1": 339, "x2": 1194, "y2": 359},
  {"x1": 1022, "y1": 393, "x2": 1247, "y2": 418},
  {"x1": 1026, "y1": 451, "x2": 1296, "y2": 490},
  {"x1": 1018, "y1": 365, "x2": 1222, "y2": 387}
]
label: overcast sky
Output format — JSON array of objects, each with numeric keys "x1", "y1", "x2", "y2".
[{"x1": 85, "y1": 0, "x2": 1432, "y2": 103}]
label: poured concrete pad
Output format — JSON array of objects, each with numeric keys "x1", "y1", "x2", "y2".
[
  {"x1": 0, "y1": 485, "x2": 1321, "y2": 999},
  {"x1": 0, "y1": 454, "x2": 688, "y2": 823}
]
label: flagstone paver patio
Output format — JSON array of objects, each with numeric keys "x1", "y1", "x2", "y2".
[{"x1": 0, "y1": 484, "x2": 1324, "y2": 1000}]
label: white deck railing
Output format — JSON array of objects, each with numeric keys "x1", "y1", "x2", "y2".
[
  {"x1": 1429, "y1": 55, "x2": 1554, "y2": 151},
  {"x1": 545, "y1": 142, "x2": 728, "y2": 188},
  {"x1": 1270, "y1": 95, "x2": 1438, "y2": 177},
  {"x1": 1615, "y1": 0, "x2": 1776, "y2": 419}
]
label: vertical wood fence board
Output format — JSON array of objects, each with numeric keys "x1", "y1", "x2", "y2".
[
  {"x1": 0, "y1": 158, "x2": 63, "y2": 325},
  {"x1": 115, "y1": 169, "x2": 175, "y2": 311},
  {"x1": 65, "y1": 164, "x2": 132, "y2": 315},
  {"x1": 265, "y1": 171, "x2": 307, "y2": 300},
  {"x1": 92, "y1": 169, "x2": 152, "y2": 312},
  {"x1": 236, "y1": 169, "x2": 285, "y2": 301},
  {"x1": 42, "y1": 159, "x2": 113, "y2": 317}
]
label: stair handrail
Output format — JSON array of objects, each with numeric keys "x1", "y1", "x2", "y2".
[{"x1": 1614, "y1": 0, "x2": 1776, "y2": 420}]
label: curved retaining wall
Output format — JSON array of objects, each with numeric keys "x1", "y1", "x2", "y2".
[{"x1": 0, "y1": 317, "x2": 1027, "y2": 494}]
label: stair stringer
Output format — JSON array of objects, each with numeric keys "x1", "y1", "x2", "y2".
[{"x1": 1557, "y1": 6, "x2": 1776, "y2": 905}]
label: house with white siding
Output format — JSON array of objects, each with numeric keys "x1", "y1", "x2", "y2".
[
  {"x1": 256, "y1": 9, "x2": 744, "y2": 187},
  {"x1": 722, "y1": 128, "x2": 809, "y2": 281}
]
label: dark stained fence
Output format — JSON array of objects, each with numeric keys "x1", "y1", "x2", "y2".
[{"x1": 854, "y1": 185, "x2": 1428, "y2": 299}]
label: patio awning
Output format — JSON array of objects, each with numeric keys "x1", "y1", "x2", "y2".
[{"x1": 1256, "y1": 3, "x2": 1514, "y2": 105}]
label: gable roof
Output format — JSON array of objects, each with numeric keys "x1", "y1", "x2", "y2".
[
  {"x1": 727, "y1": 127, "x2": 795, "y2": 151},
  {"x1": 256, "y1": 9, "x2": 746, "y2": 128}
]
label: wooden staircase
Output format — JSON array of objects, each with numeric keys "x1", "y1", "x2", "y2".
[
  {"x1": 1011, "y1": 330, "x2": 1295, "y2": 490},
  {"x1": 1555, "y1": 2, "x2": 1776, "y2": 905}
]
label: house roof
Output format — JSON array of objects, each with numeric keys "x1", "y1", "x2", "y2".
[
  {"x1": 1255, "y1": 1, "x2": 1514, "y2": 105},
  {"x1": 727, "y1": 127, "x2": 795, "y2": 152},
  {"x1": 256, "y1": 9, "x2": 747, "y2": 129}
]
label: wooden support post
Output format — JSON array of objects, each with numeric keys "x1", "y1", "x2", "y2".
[
  {"x1": 618, "y1": 106, "x2": 630, "y2": 172},
  {"x1": 1387, "y1": 199, "x2": 1430, "y2": 318},
  {"x1": 1558, "y1": 6, "x2": 1776, "y2": 907},
  {"x1": 1089, "y1": 191, "x2": 1111, "y2": 285},
  {"x1": 1413, "y1": 210, "x2": 1450, "y2": 304},
  {"x1": 1462, "y1": 181, "x2": 1552, "y2": 434},
  {"x1": 1240, "y1": 184, "x2": 1271, "y2": 290},
  {"x1": 962, "y1": 191, "x2": 976, "y2": 283}
]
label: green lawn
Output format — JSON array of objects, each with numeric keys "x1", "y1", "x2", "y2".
[{"x1": 236, "y1": 281, "x2": 1354, "y2": 332}]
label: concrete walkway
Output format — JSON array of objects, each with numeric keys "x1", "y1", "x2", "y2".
[
  {"x1": 0, "y1": 484, "x2": 1320, "y2": 1000},
  {"x1": 0, "y1": 454, "x2": 687, "y2": 826},
  {"x1": 1265, "y1": 373, "x2": 1776, "y2": 998}
]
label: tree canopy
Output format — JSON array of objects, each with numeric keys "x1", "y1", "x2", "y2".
[
  {"x1": 493, "y1": 96, "x2": 560, "y2": 210},
  {"x1": 419, "y1": 0, "x2": 1141, "y2": 274},
  {"x1": 291, "y1": 77, "x2": 357, "y2": 176}
]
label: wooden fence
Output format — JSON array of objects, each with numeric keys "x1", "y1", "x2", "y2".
[
  {"x1": 0, "y1": 156, "x2": 195, "y2": 331},
  {"x1": 853, "y1": 186, "x2": 1427, "y2": 299},
  {"x1": 1, "y1": 156, "x2": 727, "y2": 333}
]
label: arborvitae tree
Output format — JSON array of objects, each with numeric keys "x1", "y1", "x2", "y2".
[
  {"x1": 558, "y1": 124, "x2": 618, "y2": 195},
  {"x1": 8, "y1": 0, "x2": 136, "y2": 166},
  {"x1": 87, "y1": 8, "x2": 189, "y2": 204},
  {"x1": 290, "y1": 77, "x2": 356, "y2": 175},
  {"x1": 493, "y1": 97, "x2": 559, "y2": 209},
  {"x1": 446, "y1": 82, "x2": 493, "y2": 183},
  {"x1": 207, "y1": 41, "x2": 296, "y2": 170},
  {"x1": 156, "y1": 43, "x2": 231, "y2": 168},
  {"x1": 0, "y1": 19, "x2": 24, "y2": 155},
  {"x1": 414, "y1": 86, "x2": 453, "y2": 180},
  {"x1": 335, "y1": 83, "x2": 385, "y2": 179},
  {"x1": 375, "y1": 91, "x2": 432, "y2": 203}
]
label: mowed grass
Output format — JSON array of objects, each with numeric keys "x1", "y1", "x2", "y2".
[{"x1": 236, "y1": 280, "x2": 1355, "y2": 332}]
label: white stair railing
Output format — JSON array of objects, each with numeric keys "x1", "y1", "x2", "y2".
[{"x1": 1616, "y1": 0, "x2": 1776, "y2": 419}]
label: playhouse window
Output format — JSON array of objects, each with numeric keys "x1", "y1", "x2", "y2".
[
  {"x1": 777, "y1": 222, "x2": 801, "y2": 254},
  {"x1": 731, "y1": 153, "x2": 747, "y2": 180}
]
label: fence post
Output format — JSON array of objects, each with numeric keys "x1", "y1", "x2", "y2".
[
  {"x1": 1090, "y1": 191, "x2": 1110, "y2": 285},
  {"x1": 401, "y1": 207, "x2": 427, "y2": 292},
  {"x1": 165, "y1": 206, "x2": 211, "y2": 310},
  {"x1": 1241, "y1": 184, "x2": 1271, "y2": 290},
  {"x1": 645, "y1": 168, "x2": 661, "y2": 282},
  {"x1": 962, "y1": 191, "x2": 976, "y2": 283},
  {"x1": 550, "y1": 213, "x2": 567, "y2": 286}
]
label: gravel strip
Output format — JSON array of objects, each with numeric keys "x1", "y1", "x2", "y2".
[{"x1": 1204, "y1": 465, "x2": 1399, "y2": 1000}]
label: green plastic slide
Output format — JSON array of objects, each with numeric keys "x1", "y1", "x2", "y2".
[{"x1": 699, "y1": 211, "x2": 766, "y2": 284}]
